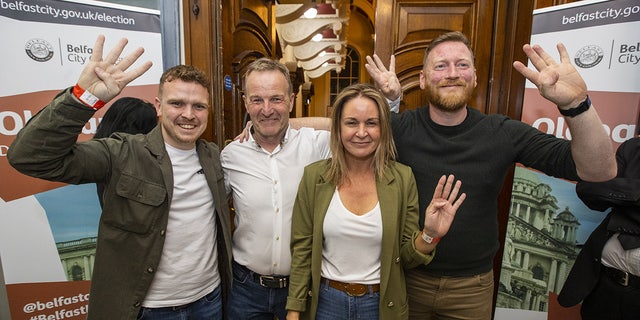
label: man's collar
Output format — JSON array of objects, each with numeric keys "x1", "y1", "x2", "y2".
[{"x1": 250, "y1": 124, "x2": 291, "y2": 150}]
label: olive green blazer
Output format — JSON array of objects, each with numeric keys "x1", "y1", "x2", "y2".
[{"x1": 286, "y1": 159, "x2": 434, "y2": 320}]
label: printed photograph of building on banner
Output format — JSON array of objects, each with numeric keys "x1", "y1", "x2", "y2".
[{"x1": 497, "y1": 166, "x2": 607, "y2": 311}]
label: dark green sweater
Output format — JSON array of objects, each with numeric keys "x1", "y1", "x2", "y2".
[{"x1": 392, "y1": 106, "x2": 579, "y2": 276}]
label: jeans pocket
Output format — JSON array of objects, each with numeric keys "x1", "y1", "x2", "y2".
[
  {"x1": 232, "y1": 264, "x2": 251, "y2": 284},
  {"x1": 203, "y1": 286, "x2": 222, "y2": 303},
  {"x1": 136, "y1": 307, "x2": 147, "y2": 320},
  {"x1": 320, "y1": 281, "x2": 330, "y2": 292}
]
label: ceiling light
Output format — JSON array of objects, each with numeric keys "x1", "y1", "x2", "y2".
[{"x1": 304, "y1": 7, "x2": 317, "y2": 19}]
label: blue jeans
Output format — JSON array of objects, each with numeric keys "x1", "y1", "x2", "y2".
[
  {"x1": 315, "y1": 280, "x2": 380, "y2": 320},
  {"x1": 136, "y1": 285, "x2": 222, "y2": 320},
  {"x1": 228, "y1": 262, "x2": 288, "y2": 320}
]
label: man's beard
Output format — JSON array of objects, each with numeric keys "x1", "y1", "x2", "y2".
[{"x1": 427, "y1": 80, "x2": 474, "y2": 112}]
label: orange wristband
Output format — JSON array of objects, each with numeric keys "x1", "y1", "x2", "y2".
[
  {"x1": 72, "y1": 84, "x2": 106, "y2": 110},
  {"x1": 421, "y1": 230, "x2": 441, "y2": 244}
]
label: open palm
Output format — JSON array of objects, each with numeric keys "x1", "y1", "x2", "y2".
[{"x1": 423, "y1": 175, "x2": 466, "y2": 238}]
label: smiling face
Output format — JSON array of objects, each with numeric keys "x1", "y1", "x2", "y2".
[
  {"x1": 243, "y1": 69, "x2": 294, "y2": 149},
  {"x1": 420, "y1": 41, "x2": 477, "y2": 111},
  {"x1": 340, "y1": 96, "x2": 381, "y2": 161},
  {"x1": 155, "y1": 79, "x2": 210, "y2": 150}
]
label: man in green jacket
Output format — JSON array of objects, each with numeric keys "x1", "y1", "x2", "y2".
[{"x1": 8, "y1": 36, "x2": 232, "y2": 319}]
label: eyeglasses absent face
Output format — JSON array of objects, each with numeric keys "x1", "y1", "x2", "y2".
[{"x1": 245, "y1": 96, "x2": 288, "y2": 107}]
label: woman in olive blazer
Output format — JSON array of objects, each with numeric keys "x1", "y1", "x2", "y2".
[{"x1": 285, "y1": 83, "x2": 465, "y2": 320}]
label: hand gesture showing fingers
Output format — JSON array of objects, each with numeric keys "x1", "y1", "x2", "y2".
[
  {"x1": 365, "y1": 54, "x2": 402, "y2": 101},
  {"x1": 77, "y1": 35, "x2": 153, "y2": 103},
  {"x1": 423, "y1": 175, "x2": 466, "y2": 239},
  {"x1": 513, "y1": 43, "x2": 587, "y2": 110}
]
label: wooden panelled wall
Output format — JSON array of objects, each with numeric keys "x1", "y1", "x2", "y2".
[
  {"x1": 182, "y1": 0, "x2": 578, "y2": 312},
  {"x1": 181, "y1": 0, "x2": 577, "y2": 145}
]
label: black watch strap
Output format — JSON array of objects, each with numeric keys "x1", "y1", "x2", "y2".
[{"x1": 558, "y1": 95, "x2": 591, "y2": 117}]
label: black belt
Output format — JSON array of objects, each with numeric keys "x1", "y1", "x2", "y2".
[
  {"x1": 236, "y1": 262, "x2": 289, "y2": 289},
  {"x1": 602, "y1": 265, "x2": 640, "y2": 288}
]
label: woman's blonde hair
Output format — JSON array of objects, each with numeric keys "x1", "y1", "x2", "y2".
[{"x1": 326, "y1": 83, "x2": 397, "y2": 186}]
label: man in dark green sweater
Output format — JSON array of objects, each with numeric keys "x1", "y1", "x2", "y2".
[{"x1": 365, "y1": 31, "x2": 616, "y2": 319}]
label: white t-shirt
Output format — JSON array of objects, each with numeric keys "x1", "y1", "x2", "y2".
[
  {"x1": 143, "y1": 144, "x2": 219, "y2": 307},
  {"x1": 321, "y1": 189, "x2": 382, "y2": 285}
]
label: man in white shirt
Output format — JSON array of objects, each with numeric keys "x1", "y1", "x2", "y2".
[{"x1": 221, "y1": 58, "x2": 331, "y2": 320}]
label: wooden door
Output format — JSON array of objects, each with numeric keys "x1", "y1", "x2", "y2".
[{"x1": 374, "y1": 0, "x2": 497, "y2": 113}]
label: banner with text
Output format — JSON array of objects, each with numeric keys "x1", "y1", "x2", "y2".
[
  {"x1": 0, "y1": 0, "x2": 162, "y2": 319},
  {"x1": 495, "y1": 0, "x2": 640, "y2": 319}
]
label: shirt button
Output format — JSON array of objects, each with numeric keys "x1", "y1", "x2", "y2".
[
  {"x1": 160, "y1": 230, "x2": 166, "y2": 236},
  {"x1": 387, "y1": 301, "x2": 394, "y2": 307},
  {"x1": 134, "y1": 301, "x2": 141, "y2": 307},
  {"x1": 147, "y1": 267, "x2": 154, "y2": 273},
  {"x1": 395, "y1": 257, "x2": 400, "y2": 263}
]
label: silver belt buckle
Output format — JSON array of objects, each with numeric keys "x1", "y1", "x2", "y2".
[{"x1": 259, "y1": 275, "x2": 274, "y2": 287}]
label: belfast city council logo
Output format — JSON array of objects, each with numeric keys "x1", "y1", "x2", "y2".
[
  {"x1": 25, "y1": 38, "x2": 54, "y2": 62},
  {"x1": 574, "y1": 45, "x2": 604, "y2": 68}
]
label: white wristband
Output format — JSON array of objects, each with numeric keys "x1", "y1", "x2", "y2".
[
  {"x1": 421, "y1": 230, "x2": 441, "y2": 244},
  {"x1": 72, "y1": 84, "x2": 105, "y2": 110}
]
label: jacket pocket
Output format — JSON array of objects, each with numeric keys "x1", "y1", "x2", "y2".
[{"x1": 104, "y1": 173, "x2": 166, "y2": 234}]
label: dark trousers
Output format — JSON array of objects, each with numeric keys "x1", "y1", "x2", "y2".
[
  {"x1": 228, "y1": 261, "x2": 288, "y2": 320},
  {"x1": 581, "y1": 271, "x2": 640, "y2": 320},
  {"x1": 137, "y1": 286, "x2": 222, "y2": 320}
]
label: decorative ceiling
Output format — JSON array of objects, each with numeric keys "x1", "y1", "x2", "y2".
[{"x1": 275, "y1": 1, "x2": 350, "y2": 79}]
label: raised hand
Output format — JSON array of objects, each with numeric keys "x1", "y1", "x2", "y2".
[
  {"x1": 423, "y1": 175, "x2": 466, "y2": 239},
  {"x1": 77, "y1": 35, "x2": 153, "y2": 103},
  {"x1": 364, "y1": 54, "x2": 402, "y2": 101},
  {"x1": 513, "y1": 43, "x2": 587, "y2": 110}
]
